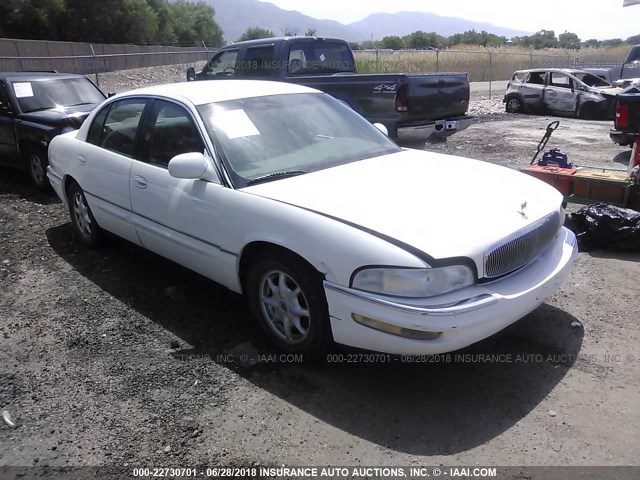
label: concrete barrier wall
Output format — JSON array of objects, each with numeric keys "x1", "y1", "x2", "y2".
[{"x1": 0, "y1": 37, "x2": 212, "y2": 74}]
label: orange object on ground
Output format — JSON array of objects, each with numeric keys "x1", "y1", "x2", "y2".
[{"x1": 522, "y1": 165, "x2": 577, "y2": 195}]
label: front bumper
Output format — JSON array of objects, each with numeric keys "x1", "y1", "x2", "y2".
[
  {"x1": 324, "y1": 227, "x2": 578, "y2": 355},
  {"x1": 397, "y1": 116, "x2": 473, "y2": 142}
]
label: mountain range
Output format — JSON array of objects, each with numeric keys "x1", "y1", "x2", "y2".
[{"x1": 204, "y1": 0, "x2": 531, "y2": 43}]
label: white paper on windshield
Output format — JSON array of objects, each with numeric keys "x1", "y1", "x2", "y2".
[
  {"x1": 13, "y1": 82, "x2": 34, "y2": 98},
  {"x1": 213, "y1": 109, "x2": 260, "y2": 140}
]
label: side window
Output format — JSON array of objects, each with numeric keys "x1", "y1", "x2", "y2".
[
  {"x1": 550, "y1": 73, "x2": 573, "y2": 89},
  {"x1": 140, "y1": 100, "x2": 204, "y2": 168},
  {"x1": 204, "y1": 50, "x2": 238, "y2": 77},
  {"x1": 243, "y1": 46, "x2": 276, "y2": 78},
  {"x1": 0, "y1": 83, "x2": 13, "y2": 114},
  {"x1": 87, "y1": 105, "x2": 110, "y2": 145},
  {"x1": 98, "y1": 99, "x2": 147, "y2": 157}
]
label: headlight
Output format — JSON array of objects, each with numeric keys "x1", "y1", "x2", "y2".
[{"x1": 352, "y1": 265, "x2": 475, "y2": 298}]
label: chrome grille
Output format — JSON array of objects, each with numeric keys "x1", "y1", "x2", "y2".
[{"x1": 484, "y1": 212, "x2": 562, "y2": 278}]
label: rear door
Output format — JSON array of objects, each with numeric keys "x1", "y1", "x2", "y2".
[
  {"x1": 78, "y1": 98, "x2": 150, "y2": 244},
  {"x1": 544, "y1": 72, "x2": 578, "y2": 113}
]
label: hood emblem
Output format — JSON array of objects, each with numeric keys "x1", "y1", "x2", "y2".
[{"x1": 518, "y1": 201, "x2": 528, "y2": 218}]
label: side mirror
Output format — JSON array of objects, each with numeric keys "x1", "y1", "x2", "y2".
[
  {"x1": 373, "y1": 123, "x2": 389, "y2": 136},
  {"x1": 186, "y1": 67, "x2": 196, "y2": 82},
  {"x1": 168, "y1": 152, "x2": 219, "y2": 182}
]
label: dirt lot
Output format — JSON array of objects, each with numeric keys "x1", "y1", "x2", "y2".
[{"x1": 0, "y1": 70, "x2": 639, "y2": 474}]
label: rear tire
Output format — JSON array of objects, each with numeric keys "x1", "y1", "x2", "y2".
[
  {"x1": 505, "y1": 95, "x2": 524, "y2": 114},
  {"x1": 25, "y1": 148, "x2": 51, "y2": 191},
  {"x1": 68, "y1": 182, "x2": 102, "y2": 248},
  {"x1": 579, "y1": 103, "x2": 599, "y2": 120},
  {"x1": 246, "y1": 250, "x2": 330, "y2": 356}
]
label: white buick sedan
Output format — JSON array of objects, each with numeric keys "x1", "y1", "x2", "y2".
[{"x1": 47, "y1": 80, "x2": 577, "y2": 355}]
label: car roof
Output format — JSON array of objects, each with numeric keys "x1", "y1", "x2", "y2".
[
  {"x1": 113, "y1": 80, "x2": 320, "y2": 106},
  {"x1": 223, "y1": 36, "x2": 345, "y2": 48},
  {"x1": 514, "y1": 68, "x2": 595, "y2": 75},
  {"x1": 0, "y1": 71, "x2": 87, "y2": 82}
]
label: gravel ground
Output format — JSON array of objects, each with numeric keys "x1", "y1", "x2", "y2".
[{"x1": 1, "y1": 65, "x2": 639, "y2": 475}]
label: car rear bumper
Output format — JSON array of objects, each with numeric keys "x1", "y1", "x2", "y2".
[
  {"x1": 47, "y1": 166, "x2": 66, "y2": 204},
  {"x1": 397, "y1": 116, "x2": 474, "y2": 142},
  {"x1": 610, "y1": 128, "x2": 635, "y2": 146},
  {"x1": 324, "y1": 227, "x2": 577, "y2": 355}
]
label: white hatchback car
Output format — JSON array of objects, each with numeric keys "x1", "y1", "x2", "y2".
[{"x1": 47, "y1": 80, "x2": 577, "y2": 355}]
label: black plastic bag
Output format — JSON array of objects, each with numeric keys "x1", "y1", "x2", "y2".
[{"x1": 568, "y1": 203, "x2": 640, "y2": 251}]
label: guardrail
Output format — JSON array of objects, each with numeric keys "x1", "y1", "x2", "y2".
[{"x1": 0, "y1": 37, "x2": 214, "y2": 77}]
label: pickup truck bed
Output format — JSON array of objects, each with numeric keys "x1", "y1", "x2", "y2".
[{"x1": 610, "y1": 84, "x2": 640, "y2": 147}]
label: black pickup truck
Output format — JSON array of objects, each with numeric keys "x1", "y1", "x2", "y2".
[
  {"x1": 610, "y1": 83, "x2": 640, "y2": 147},
  {"x1": 0, "y1": 72, "x2": 106, "y2": 189},
  {"x1": 187, "y1": 37, "x2": 472, "y2": 142}
]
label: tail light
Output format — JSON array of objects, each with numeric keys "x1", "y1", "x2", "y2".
[
  {"x1": 395, "y1": 84, "x2": 409, "y2": 112},
  {"x1": 616, "y1": 102, "x2": 629, "y2": 128}
]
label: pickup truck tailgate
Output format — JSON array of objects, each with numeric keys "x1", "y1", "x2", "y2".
[{"x1": 405, "y1": 72, "x2": 470, "y2": 119}]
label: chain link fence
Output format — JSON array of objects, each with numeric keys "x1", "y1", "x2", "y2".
[{"x1": 355, "y1": 48, "x2": 628, "y2": 99}]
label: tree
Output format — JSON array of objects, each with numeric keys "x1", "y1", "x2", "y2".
[
  {"x1": 558, "y1": 31, "x2": 581, "y2": 50},
  {"x1": 305, "y1": 28, "x2": 317, "y2": 37},
  {"x1": 238, "y1": 26, "x2": 275, "y2": 42},
  {"x1": 0, "y1": 0, "x2": 224, "y2": 46},
  {"x1": 626, "y1": 34, "x2": 640, "y2": 44},
  {"x1": 405, "y1": 30, "x2": 443, "y2": 49},
  {"x1": 529, "y1": 29, "x2": 558, "y2": 49},
  {"x1": 582, "y1": 38, "x2": 601, "y2": 48},
  {"x1": 602, "y1": 38, "x2": 624, "y2": 47},
  {"x1": 380, "y1": 35, "x2": 404, "y2": 50}
]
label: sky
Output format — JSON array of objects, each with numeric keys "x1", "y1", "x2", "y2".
[{"x1": 258, "y1": 0, "x2": 640, "y2": 40}]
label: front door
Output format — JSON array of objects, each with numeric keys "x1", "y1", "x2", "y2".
[
  {"x1": 129, "y1": 99, "x2": 232, "y2": 284},
  {"x1": 0, "y1": 82, "x2": 18, "y2": 165}
]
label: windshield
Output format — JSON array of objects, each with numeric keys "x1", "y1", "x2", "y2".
[
  {"x1": 12, "y1": 77, "x2": 105, "y2": 113},
  {"x1": 573, "y1": 72, "x2": 614, "y2": 88},
  {"x1": 197, "y1": 93, "x2": 400, "y2": 188}
]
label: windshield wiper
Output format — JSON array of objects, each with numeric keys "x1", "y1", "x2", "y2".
[
  {"x1": 247, "y1": 170, "x2": 308, "y2": 186},
  {"x1": 67, "y1": 101, "x2": 96, "y2": 107},
  {"x1": 22, "y1": 106, "x2": 56, "y2": 113}
]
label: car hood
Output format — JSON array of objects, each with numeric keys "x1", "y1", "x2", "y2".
[
  {"x1": 593, "y1": 86, "x2": 623, "y2": 97},
  {"x1": 242, "y1": 149, "x2": 563, "y2": 263},
  {"x1": 19, "y1": 104, "x2": 97, "y2": 128}
]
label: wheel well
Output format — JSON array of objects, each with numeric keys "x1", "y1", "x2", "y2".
[
  {"x1": 62, "y1": 175, "x2": 79, "y2": 200},
  {"x1": 238, "y1": 242, "x2": 323, "y2": 293}
]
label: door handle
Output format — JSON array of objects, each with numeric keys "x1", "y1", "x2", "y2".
[
  {"x1": 78, "y1": 155, "x2": 86, "y2": 165},
  {"x1": 133, "y1": 175, "x2": 148, "y2": 189}
]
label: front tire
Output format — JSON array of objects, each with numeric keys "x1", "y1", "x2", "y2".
[
  {"x1": 505, "y1": 95, "x2": 524, "y2": 114},
  {"x1": 246, "y1": 251, "x2": 330, "y2": 355},
  {"x1": 25, "y1": 148, "x2": 51, "y2": 190},
  {"x1": 579, "y1": 102, "x2": 599, "y2": 120},
  {"x1": 68, "y1": 182, "x2": 102, "y2": 248}
]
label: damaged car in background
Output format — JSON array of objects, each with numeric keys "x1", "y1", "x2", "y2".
[
  {"x1": 47, "y1": 80, "x2": 577, "y2": 356},
  {"x1": 504, "y1": 68, "x2": 622, "y2": 120}
]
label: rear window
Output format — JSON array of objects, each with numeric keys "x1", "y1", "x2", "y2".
[
  {"x1": 525, "y1": 72, "x2": 546, "y2": 85},
  {"x1": 512, "y1": 72, "x2": 527, "y2": 82},
  {"x1": 288, "y1": 42, "x2": 354, "y2": 74}
]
